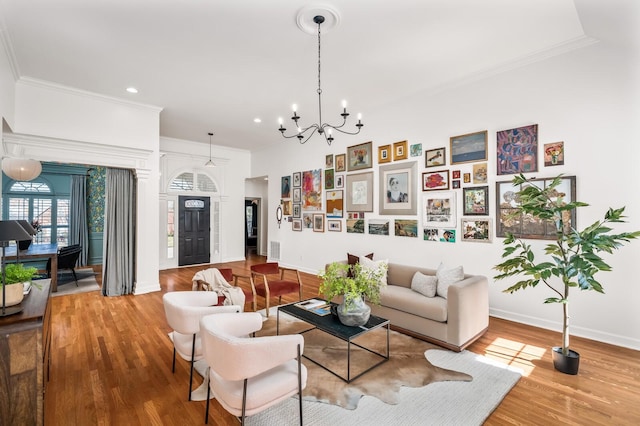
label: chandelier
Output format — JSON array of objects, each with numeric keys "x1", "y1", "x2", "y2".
[{"x1": 278, "y1": 15, "x2": 363, "y2": 145}]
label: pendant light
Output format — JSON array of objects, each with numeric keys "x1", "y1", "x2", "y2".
[{"x1": 205, "y1": 132, "x2": 216, "y2": 167}]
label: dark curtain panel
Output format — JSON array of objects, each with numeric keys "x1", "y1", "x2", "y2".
[
  {"x1": 69, "y1": 174, "x2": 89, "y2": 266},
  {"x1": 102, "y1": 168, "x2": 136, "y2": 296}
]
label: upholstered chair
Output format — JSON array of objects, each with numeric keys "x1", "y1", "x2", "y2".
[
  {"x1": 162, "y1": 291, "x2": 241, "y2": 401},
  {"x1": 249, "y1": 262, "x2": 303, "y2": 317},
  {"x1": 200, "y1": 312, "x2": 306, "y2": 425}
]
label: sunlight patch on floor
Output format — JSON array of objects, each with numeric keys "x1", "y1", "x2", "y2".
[{"x1": 482, "y1": 337, "x2": 547, "y2": 376}]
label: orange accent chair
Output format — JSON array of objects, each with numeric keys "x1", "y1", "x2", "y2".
[
  {"x1": 250, "y1": 262, "x2": 303, "y2": 317},
  {"x1": 193, "y1": 268, "x2": 255, "y2": 309}
]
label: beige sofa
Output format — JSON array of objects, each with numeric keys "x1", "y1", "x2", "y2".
[{"x1": 330, "y1": 261, "x2": 489, "y2": 352}]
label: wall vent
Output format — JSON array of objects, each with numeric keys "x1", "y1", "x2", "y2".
[{"x1": 269, "y1": 241, "x2": 281, "y2": 261}]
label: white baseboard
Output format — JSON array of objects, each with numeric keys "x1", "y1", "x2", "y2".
[{"x1": 490, "y1": 308, "x2": 640, "y2": 351}]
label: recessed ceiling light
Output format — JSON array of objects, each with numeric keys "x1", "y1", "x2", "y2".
[
  {"x1": 126, "y1": 87, "x2": 138, "y2": 94},
  {"x1": 254, "y1": 118, "x2": 262, "y2": 123}
]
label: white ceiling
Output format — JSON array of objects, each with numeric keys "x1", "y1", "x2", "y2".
[{"x1": 0, "y1": 0, "x2": 637, "y2": 150}]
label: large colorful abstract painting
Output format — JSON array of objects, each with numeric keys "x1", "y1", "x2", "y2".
[{"x1": 496, "y1": 124, "x2": 538, "y2": 175}]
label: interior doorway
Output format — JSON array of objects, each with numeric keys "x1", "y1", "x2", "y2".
[{"x1": 245, "y1": 198, "x2": 260, "y2": 256}]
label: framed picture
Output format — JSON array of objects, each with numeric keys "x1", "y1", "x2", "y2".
[
  {"x1": 292, "y1": 203, "x2": 301, "y2": 218},
  {"x1": 325, "y1": 154, "x2": 334, "y2": 169},
  {"x1": 441, "y1": 229, "x2": 456, "y2": 243},
  {"x1": 301, "y1": 169, "x2": 322, "y2": 211},
  {"x1": 473, "y1": 163, "x2": 488, "y2": 183},
  {"x1": 497, "y1": 124, "x2": 538, "y2": 175},
  {"x1": 463, "y1": 186, "x2": 489, "y2": 215},
  {"x1": 292, "y1": 219, "x2": 302, "y2": 231},
  {"x1": 313, "y1": 213, "x2": 324, "y2": 232},
  {"x1": 325, "y1": 169, "x2": 334, "y2": 189},
  {"x1": 423, "y1": 228, "x2": 440, "y2": 241},
  {"x1": 379, "y1": 161, "x2": 417, "y2": 215},
  {"x1": 463, "y1": 173, "x2": 471, "y2": 183},
  {"x1": 425, "y1": 147, "x2": 446, "y2": 168},
  {"x1": 496, "y1": 175, "x2": 576, "y2": 239},
  {"x1": 346, "y1": 171, "x2": 374, "y2": 212},
  {"x1": 378, "y1": 145, "x2": 391, "y2": 164},
  {"x1": 292, "y1": 172, "x2": 301, "y2": 187},
  {"x1": 335, "y1": 154, "x2": 346, "y2": 172},
  {"x1": 422, "y1": 191, "x2": 456, "y2": 227},
  {"x1": 347, "y1": 141, "x2": 373, "y2": 171},
  {"x1": 346, "y1": 219, "x2": 364, "y2": 233},
  {"x1": 393, "y1": 140, "x2": 408, "y2": 161},
  {"x1": 292, "y1": 187, "x2": 301, "y2": 203},
  {"x1": 281, "y1": 175, "x2": 291, "y2": 198},
  {"x1": 326, "y1": 190, "x2": 344, "y2": 218},
  {"x1": 422, "y1": 170, "x2": 449, "y2": 191},
  {"x1": 452, "y1": 170, "x2": 461, "y2": 179},
  {"x1": 410, "y1": 143, "x2": 422, "y2": 157},
  {"x1": 282, "y1": 200, "x2": 292, "y2": 216},
  {"x1": 452, "y1": 180, "x2": 461, "y2": 189},
  {"x1": 327, "y1": 220, "x2": 342, "y2": 232},
  {"x1": 302, "y1": 213, "x2": 314, "y2": 229},
  {"x1": 335, "y1": 174, "x2": 344, "y2": 188},
  {"x1": 348, "y1": 212, "x2": 362, "y2": 219},
  {"x1": 544, "y1": 141, "x2": 564, "y2": 166},
  {"x1": 368, "y1": 219, "x2": 390, "y2": 236},
  {"x1": 450, "y1": 130, "x2": 488, "y2": 165},
  {"x1": 461, "y1": 218, "x2": 492, "y2": 243},
  {"x1": 394, "y1": 219, "x2": 418, "y2": 237}
]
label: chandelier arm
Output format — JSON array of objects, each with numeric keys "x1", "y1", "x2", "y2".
[
  {"x1": 298, "y1": 126, "x2": 320, "y2": 144},
  {"x1": 324, "y1": 125, "x2": 363, "y2": 136},
  {"x1": 280, "y1": 123, "x2": 320, "y2": 139}
]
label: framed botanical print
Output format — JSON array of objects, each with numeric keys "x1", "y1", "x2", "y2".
[
  {"x1": 422, "y1": 170, "x2": 449, "y2": 191},
  {"x1": 425, "y1": 147, "x2": 446, "y2": 167},
  {"x1": 313, "y1": 213, "x2": 325, "y2": 232},
  {"x1": 347, "y1": 141, "x2": 373, "y2": 171},
  {"x1": 325, "y1": 169, "x2": 334, "y2": 189},
  {"x1": 292, "y1": 187, "x2": 301, "y2": 203},
  {"x1": 379, "y1": 161, "x2": 417, "y2": 215},
  {"x1": 544, "y1": 141, "x2": 564, "y2": 166},
  {"x1": 450, "y1": 130, "x2": 488, "y2": 165},
  {"x1": 496, "y1": 175, "x2": 576, "y2": 239},
  {"x1": 422, "y1": 191, "x2": 456, "y2": 227},
  {"x1": 335, "y1": 154, "x2": 346, "y2": 172},
  {"x1": 393, "y1": 140, "x2": 408, "y2": 161},
  {"x1": 345, "y1": 171, "x2": 374, "y2": 212},
  {"x1": 496, "y1": 124, "x2": 538, "y2": 175},
  {"x1": 325, "y1": 154, "x2": 334, "y2": 169},
  {"x1": 461, "y1": 218, "x2": 492, "y2": 243},
  {"x1": 378, "y1": 145, "x2": 391, "y2": 164},
  {"x1": 292, "y1": 172, "x2": 301, "y2": 187},
  {"x1": 463, "y1": 186, "x2": 489, "y2": 215},
  {"x1": 292, "y1": 203, "x2": 301, "y2": 218}
]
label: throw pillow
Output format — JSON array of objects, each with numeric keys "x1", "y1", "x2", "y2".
[
  {"x1": 436, "y1": 263, "x2": 464, "y2": 299},
  {"x1": 347, "y1": 252, "x2": 374, "y2": 277},
  {"x1": 359, "y1": 256, "x2": 388, "y2": 286},
  {"x1": 411, "y1": 271, "x2": 437, "y2": 298}
]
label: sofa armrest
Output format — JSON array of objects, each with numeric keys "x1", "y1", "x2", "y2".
[{"x1": 446, "y1": 275, "x2": 489, "y2": 347}]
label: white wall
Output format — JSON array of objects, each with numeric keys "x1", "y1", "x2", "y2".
[
  {"x1": 159, "y1": 137, "x2": 251, "y2": 269},
  {"x1": 252, "y1": 41, "x2": 640, "y2": 349}
]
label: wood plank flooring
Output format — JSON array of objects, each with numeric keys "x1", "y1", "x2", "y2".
[{"x1": 44, "y1": 256, "x2": 640, "y2": 425}]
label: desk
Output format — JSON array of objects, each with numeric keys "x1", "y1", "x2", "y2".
[{"x1": 4, "y1": 243, "x2": 59, "y2": 292}]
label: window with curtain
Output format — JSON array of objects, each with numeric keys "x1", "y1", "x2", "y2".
[{"x1": 4, "y1": 180, "x2": 70, "y2": 246}]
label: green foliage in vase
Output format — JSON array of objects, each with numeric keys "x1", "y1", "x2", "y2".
[
  {"x1": 494, "y1": 174, "x2": 640, "y2": 356},
  {"x1": 319, "y1": 261, "x2": 387, "y2": 308},
  {"x1": 1, "y1": 263, "x2": 38, "y2": 286}
]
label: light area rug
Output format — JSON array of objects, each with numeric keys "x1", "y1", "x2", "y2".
[{"x1": 50, "y1": 268, "x2": 100, "y2": 297}]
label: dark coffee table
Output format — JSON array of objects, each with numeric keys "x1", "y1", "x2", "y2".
[{"x1": 277, "y1": 300, "x2": 390, "y2": 382}]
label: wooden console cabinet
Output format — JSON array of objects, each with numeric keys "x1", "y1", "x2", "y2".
[{"x1": 0, "y1": 280, "x2": 51, "y2": 426}]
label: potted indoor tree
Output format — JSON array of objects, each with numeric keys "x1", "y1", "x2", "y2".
[
  {"x1": 1, "y1": 263, "x2": 38, "y2": 306},
  {"x1": 319, "y1": 261, "x2": 387, "y2": 326},
  {"x1": 494, "y1": 174, "x2": 640, "y2": 374}
]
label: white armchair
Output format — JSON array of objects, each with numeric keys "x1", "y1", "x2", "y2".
[
  {"x1": 200, "y1": 312, "x2": 307, "y2": 425},
  {"x1": 162, "y1": 291, "x2": 241, "y2": 401}
]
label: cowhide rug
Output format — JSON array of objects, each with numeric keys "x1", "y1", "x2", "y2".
[{"x1": 255, "y1": 314, "x2": 471, "y2": 410}]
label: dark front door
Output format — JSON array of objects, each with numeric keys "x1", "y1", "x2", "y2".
[{"x1": 178, "y1": 196, "x2": 210, "y2": 266}]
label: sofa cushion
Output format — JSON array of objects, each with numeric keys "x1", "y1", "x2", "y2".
[
  {"x1": 411, "y1": 271, "x2": 437, "y2": 298},
  {"x1": 347, "y1": 252, "x2": 373, "y2": 277},
  {"x1": 379, "y1": 286, "x2": 447, "y2": 322},
  {"x1": 359, "y1": 256, "x2": 388, "y2": 286},
  {"x1": 436, "y1": 263, "x2": 464, "y2": 299}
]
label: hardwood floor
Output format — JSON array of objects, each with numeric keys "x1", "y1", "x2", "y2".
[{"x1": 44, "y1": 256, "x2": 640, "y2": 425}]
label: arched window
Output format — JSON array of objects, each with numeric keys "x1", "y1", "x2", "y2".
[
  {"x1": 3, "y1": 179, "x2": 70, "y2": 246},
  {"x1": 169, "y1": 172, "x2": 218, "y2": 193}
]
